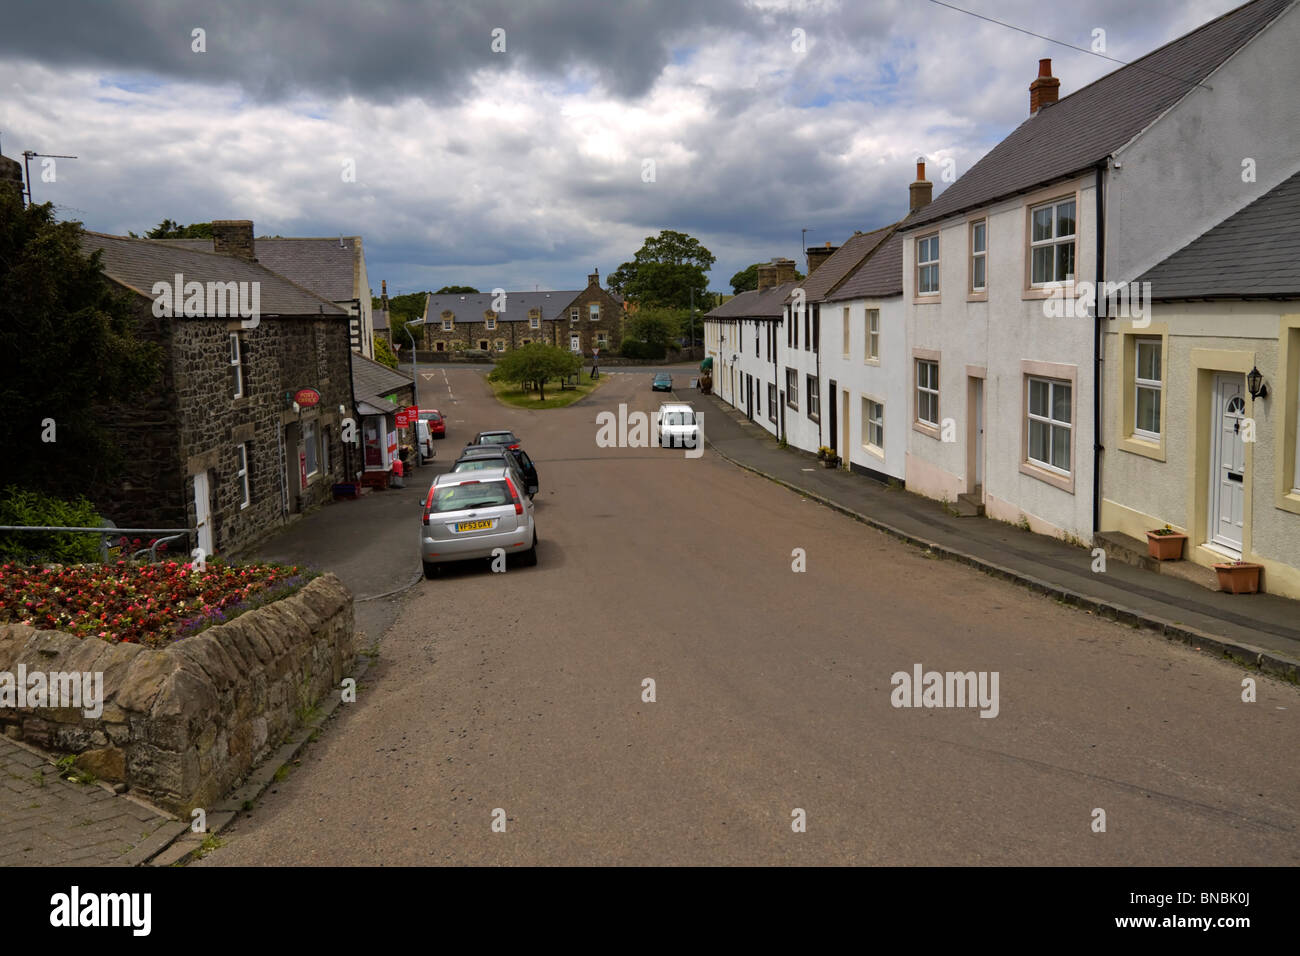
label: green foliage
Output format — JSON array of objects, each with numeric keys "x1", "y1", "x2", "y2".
[
  {"x1": 609, "y1": 230, "x2": 715, "y2": 310},
  {"x1": 488, "y1": 343, "x2": 581, "y2": 401},
  {"x1": 0, "y1": 193, "x2": 163, "y2": 499},
  {"x1": 619, "y1": 339, "x2": 666, "y2": 360},
  {"x1": 435, "y1": 285, "x2": 479, "y2": 294},
  {"x1": 628, "y1": 309, "x2": 679, "y2": 348},
  {"x1": 730, "y1": 262, "x2": 804, "y2": 294},
  {"x1": 128, "y1": 219, "x2": 214, "y2": 239},
  {"x1": 373, "y1": 290, "x2": 430, "y2": 349},
  {"x1": 0, "y1": 487, "x2": 103, "y2": 564},
  {"x1": 372, "y1": 335, "x2": 399, "y2": 369}
]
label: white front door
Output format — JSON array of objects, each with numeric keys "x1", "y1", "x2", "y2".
[
  {"x1": 570, "y1": 333, "x2": 581, "y2": 353},
  {"x1": 194, "y1": 470, "x2": 214, "y2": 556},
  {"x1": 1209, "y1": 374, "x2": 1246, "y2": 552}
]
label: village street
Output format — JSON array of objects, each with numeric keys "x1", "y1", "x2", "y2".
[{"x1": 194, "y1": 368, "x2": 1300, "y2": 866}]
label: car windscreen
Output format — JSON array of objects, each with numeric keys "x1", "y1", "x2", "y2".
[
  {"x1": 662, "y1": 411, "x2": 695, "y2": 426},
  {"x1": 479, "y1": 433, "x2": 518, "y2": 444},
  {"x1": 453, "y1": 458, "x2": 505, "y2": 471},
  {"x1": 430, "y1": 480, "x2": 510, "y2": 513}
]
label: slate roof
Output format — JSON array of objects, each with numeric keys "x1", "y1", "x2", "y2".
[
  {"x1": 826, "y1": 230, "x2": 905, "y2": 302},
  {"x1": 154, "y1": 237, "x2": 363, "y2": 302},
  {"x1": 373, "y1": 308, "x2": 390, "y2": 332},
  {"x1": 705, "y1": 281, "x2": 799, "y2": 319},
  {"x1": 1137, "y1": 169, "x2": 1300, "y2": 299},
  {"x1": 906, "y1": 0, "x2": 1295, "y2": 231},
  {"x1": 423, "y1": 289, "x2": 584, "y2": 323},
  {"x1": 81, "y1": 232, "x2": 349, "y2": 316},
  {"x1": 791, "y1": 225, "x2": 895, "y2": 303},
  {"x1": 351, "y1": 352, "x2": 413, "y2": 409}
]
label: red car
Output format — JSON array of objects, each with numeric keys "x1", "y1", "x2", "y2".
[{"x1": 418, "y1": 409, "x2": 446, "y2": 439}]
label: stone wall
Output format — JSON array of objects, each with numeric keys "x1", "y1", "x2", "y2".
[{"x1": 0, "y1": 573, "x2": 354, "y2": 813}]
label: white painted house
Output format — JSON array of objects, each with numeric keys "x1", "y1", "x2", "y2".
[
  {"x1": 1102, "y1": 170, "x2": 1300, "y2": 597},
  {"x1": 901, "y1": 0, "x2": 1299, "y2": 539}
]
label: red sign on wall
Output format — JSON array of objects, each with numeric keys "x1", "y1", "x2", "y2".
[
  {"x1": 395, "y1": 411, "x2": 409, "y2": 428},
  {"x1": 294, "y1": 387, "x2": 322, "y2": 408},
  {"x1": 406, "y1": 405, "x2": 419, "y2": 421}
]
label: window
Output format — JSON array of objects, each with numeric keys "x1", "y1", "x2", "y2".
[
  {"x1": 807, "y1": 375, "x2": 820, "y2": 422},
  {"x1": 970, "y1": 220, "x2": 987, "y2": 292},
  {"x1": 755, "y1": 325, "x2": 760, "y2": 357},
  {"x1": 768, "y1": 383, "x2": 777, "y2": 423},
  {"x1": 230, "y1": 333, "x2": 244, "y2": 398},
  {"x1": 486, "y1": 315, "x2": 497, "y2": 330},
  {"x1": 494, "y1": 339, "x2": 505, "y2": 351},
  {"x1": 303, "y1": 420, "x2": 319, "y2": 478},
  {"x1": 842, "y1": 307, "x2": 851, "y2": 357},
  {"x1": 811, "y1": 305, "x2": 819, "y2": 353},
  {"x1": 866, "y1": 309, "x2": 880, "y2": 362},
  {"x1": 863, "y1": 398, "x2": 884, "y2": 452},
  {"x1": 1027, "y1": 377, "x2": 1072, "y2": 473},
  {"x1": 442, "y1": 315, "x2": 453, "y2": 331},
  {"x1": 1030, "y1": 198, "x2": 1076, "y2": 285},
  {"x1": 589, "y1": 303, "x2": 599, "y2": 321},
  {"x1": 529, "y1": 311, "x2": 540, "y2": 329},
  {"x1": 479, "y1": 339, "x2": 489, "y2": 350},
  {"x1": 235, "y1": 442, "x2": 250, "y2": 508},
  {"x1": 435, "y1": 341, "x2": 445, "y2": 352},
  {"x1": 596, "y1": 332, "x2": 608, "y2": 348},
  {"x1": 917, "y1": 234, "x2": 940, "y2": 294},
  {"x1": 786, "y1": 368, "x2": 798, "y2": 409},
  {"x1": 1134, "y1": 338, "x2": 1162, "y2": 439},
  {"x1": 570, "y1": 308, "x2": 579, "y2": 324},
  {"x1": 916, "y1": 359, "x2": 939, "y2": 426}
]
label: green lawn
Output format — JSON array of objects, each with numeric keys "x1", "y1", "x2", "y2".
[{"x1": 487, "y1": 373, "x2": 609, "y2": 409}]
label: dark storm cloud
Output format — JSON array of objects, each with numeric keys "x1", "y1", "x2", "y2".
[{"x1": 3, "y1": 0, "x2": 763, "y2": 101}]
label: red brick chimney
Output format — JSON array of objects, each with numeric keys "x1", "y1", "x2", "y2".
[
  {"x1": 909, "y1": 159, "x2": 933, "y2": 213},
  {"x1": 1030, "y1": 58, "x2": 1059, "y2": 114},
  {"x1": 212, "y1": 220, "x2": 255, "y2": 260}
]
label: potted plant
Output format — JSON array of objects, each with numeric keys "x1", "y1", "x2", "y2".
[
  {"x1": 817, "y1": 445, "x2": 832, "y2": 461},
  {"x1": 1213, "y1": 560, "x2": 1263, "y2": 594},
  {"x1": 1146, "y1": 524, "x2": 1187, "y2": 561}
]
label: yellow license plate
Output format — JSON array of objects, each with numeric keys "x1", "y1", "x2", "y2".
[{"x1": 456, "y1": 519, "x2": 493, "y2": 532}]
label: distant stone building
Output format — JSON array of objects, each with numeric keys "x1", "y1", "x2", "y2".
[{"x1": 420, "y1": 270, "x2": 625, "y2": 357}]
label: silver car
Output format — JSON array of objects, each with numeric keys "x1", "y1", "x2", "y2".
[{"x1": 420, "y1": 468, "x2": 537, "y2": 577}]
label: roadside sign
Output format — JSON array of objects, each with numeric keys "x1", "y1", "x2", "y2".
[
  {"x1": 406, "y1": 405, "x2": 419, "y2": 420},
  {"x1": 396, "y1": 411, "x2": 409, "y2": 428}
]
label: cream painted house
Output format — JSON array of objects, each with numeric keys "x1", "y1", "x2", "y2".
[
  {"x1": 1102, "y1": 170, "x2": 1300, "y2": 596},
  {"x1": 901, "y1": 0, "x2": 1299, "y2": 539}
]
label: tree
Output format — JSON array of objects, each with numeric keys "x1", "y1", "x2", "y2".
[
  {"x1": 627, "y1": 309, "x2": 680, "y2": 349},
  {"x1": 488, "y1": 343, "x2": 580, "y2": 401},
  {"x1": 127, "y1": 219, "x2": 214, "y2": 239},
  {"x1": 373, "y1": 334, "x2": 399, "y2": 369},
  {"x1": 0, "y1": 190, "x2": 163, "y2": 498},
  {"x1": 373, "y1": 290, "x2": 429, "y2": 349},
  {"x1": 435, "y1": 285, "x2": 479, "y2": 294},
  {"x1": 609, "y1": 229, "x2": 715, "y2": 310}
]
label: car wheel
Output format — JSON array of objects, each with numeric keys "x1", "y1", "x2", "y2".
[
  {"x1": 520, "y1": 532, "x2": 538, "y2": 567},
  {"x1": 422, "y1": 561, "x2": 439, "y2": 579}
]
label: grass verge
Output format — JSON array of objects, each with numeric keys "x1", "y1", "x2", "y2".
[{"x1": 487, "y1": 374, "x2": 608, "y2": 409}]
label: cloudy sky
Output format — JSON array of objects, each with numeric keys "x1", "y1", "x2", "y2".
[{"x1": 1, "y1": 0, "x2": 1245, "y2": 296}]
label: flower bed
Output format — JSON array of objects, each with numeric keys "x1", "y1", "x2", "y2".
[{"x1": 0, "y1": 561, "x2": 315, "y2": 647}]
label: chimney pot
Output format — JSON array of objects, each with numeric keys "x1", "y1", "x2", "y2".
[
  {"x1": 909, "y1": 159, "x2": 933, "y2": 213},
  {"x1": 1038, "y1": 58, "x2": 1052, "y2": 77}
]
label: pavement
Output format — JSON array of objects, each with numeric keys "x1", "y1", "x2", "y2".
[{"x1": 696, "y1": 389, "x2": 1300, "y2": 681}]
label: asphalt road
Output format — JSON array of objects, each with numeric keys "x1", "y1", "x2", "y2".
[{"x1": 204, "y1": 367, "x2": 1300, "y2": 865}]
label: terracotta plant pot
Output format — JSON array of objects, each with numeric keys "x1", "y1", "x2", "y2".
[
  {"x1": 1146, "y1": 530, "x2": 1187, "y2": 561},
  {"x1": 1214, "y1": 562, "x2": 1262, "y2": 594}
]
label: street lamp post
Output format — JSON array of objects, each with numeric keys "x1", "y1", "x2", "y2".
[{"x1": 405, "y1": 317, "x2": 426, "y2": 465}]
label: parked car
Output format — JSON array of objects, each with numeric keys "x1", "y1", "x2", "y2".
[
  {"x1": 652, "y1": 372, "x2": 673, "y2": 391},
  {"x1": 418, "y1": 409, "x2": 446, "y2": 439},
  {"x1": 414, "y1": 420, "x2": 436, "y2": 462},
  {"x1": 471, "y1": 429, "x2": 522, "y2": 450},
  {"x1": 658, "y1": 402, "x2": 700, "y2": 449},
  {"x1": 420, "y1": 468, "x2": 537, "y2": 578},
  {"x1": 452, "y1": 444, "x2": 539, "y2": 497}
]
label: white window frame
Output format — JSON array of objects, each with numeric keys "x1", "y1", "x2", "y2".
[
  {"x1": 570, "y1": 308, "x2": 580, "y2": 324},
  {"x1": 768, "y1": 383, "x2": 777, "y2": 423},
  {"x1": 970, "y1": 219, "x2": 987, "y2": 292},
  {"x1": 589, "y1": 303, "x2": 600, "y2": 321},
  {"x1": 529, "y1": 313, "x2": 540, "y2": 329},
  {"x1": 442, "y1": 316, "x2": 453, "y2": 332},
  {"x1": 866, "y1": 309, "x2": 880, "y2": 363},
  {"x1": 863, "y1": 397, "x2": 884, "y2": 455},
  {"x1": 786, "y1": 368, "x2": 798, "y2": 410},
  {"x1": 1026, "y1": 376, "x2": 1073, "y2": 475},
  {"x1": 236, "y1": 442, "x2": 250, "y2": 509},
  {"x1": 916, "y1": 359, "x2": 939, "y2": 427},
  {"x1": 917, "y1": 234, "x2": 940, "y2": 295},
  {"x1": 303, "y1": 420, "x2": 319, "y2": 479},
  {"x1": 486, "y1": 315, "x2": 497, "y2": 331},
  {"x1": 842, "y1": 307, "x2": 851, "y2": 358},
  {"x1": 230, "y1": 333, "x2": 243, "y2": 399},
  {"x1": 807, "y1": 374, "x2": 820, "y2": 423},
  {"x1": 1029, "y1": 198, "x2": 1076, "y2": 286},
  {"x1": 1134, "y1": 338, "x2": 1162, "y2": 440}
]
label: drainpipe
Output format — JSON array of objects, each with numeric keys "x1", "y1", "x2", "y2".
[
  {"x1": 348, "y1": 298, "x2": 361, "y2": 483},
  {"x1": 814, "y1": 303, "x2": 823, "y2": 451},
  {"x1": 1093, "y1": 160, "x2": 1107, "y2": 539}
]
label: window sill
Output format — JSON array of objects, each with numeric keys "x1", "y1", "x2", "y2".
[
  {"x1": 863, "y1": 443, "x2": 885, "y2": 461},
  {"x1": 1119, "y1": 435, "x2": 1165, "y2": 462},
  {"x1": 967, "y1": 290, "x2": 988, "y2": 302},
  {"x1": 1276, "y1": 490, "x2": 1300, "y2": 518},
  {"x1": 864, "y1": 357, "x2": 881, "y2": 367},
  {"x1": 1019, "y1": 459, "x2": 1075, "y2": 494},
  {"x1": 1022, "y1": 282, "x2": 1076, "y2": 301},
  {"x1": 913, "y1": 420, "x2": 941, "y2": 441},
  {"x1": 911, "y1": 294, "x2": 942, "y2": 306}
]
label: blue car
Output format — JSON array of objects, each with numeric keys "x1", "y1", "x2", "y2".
[{"x1": 652, "y1": 372, "x2": 673, "y2": 391}]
